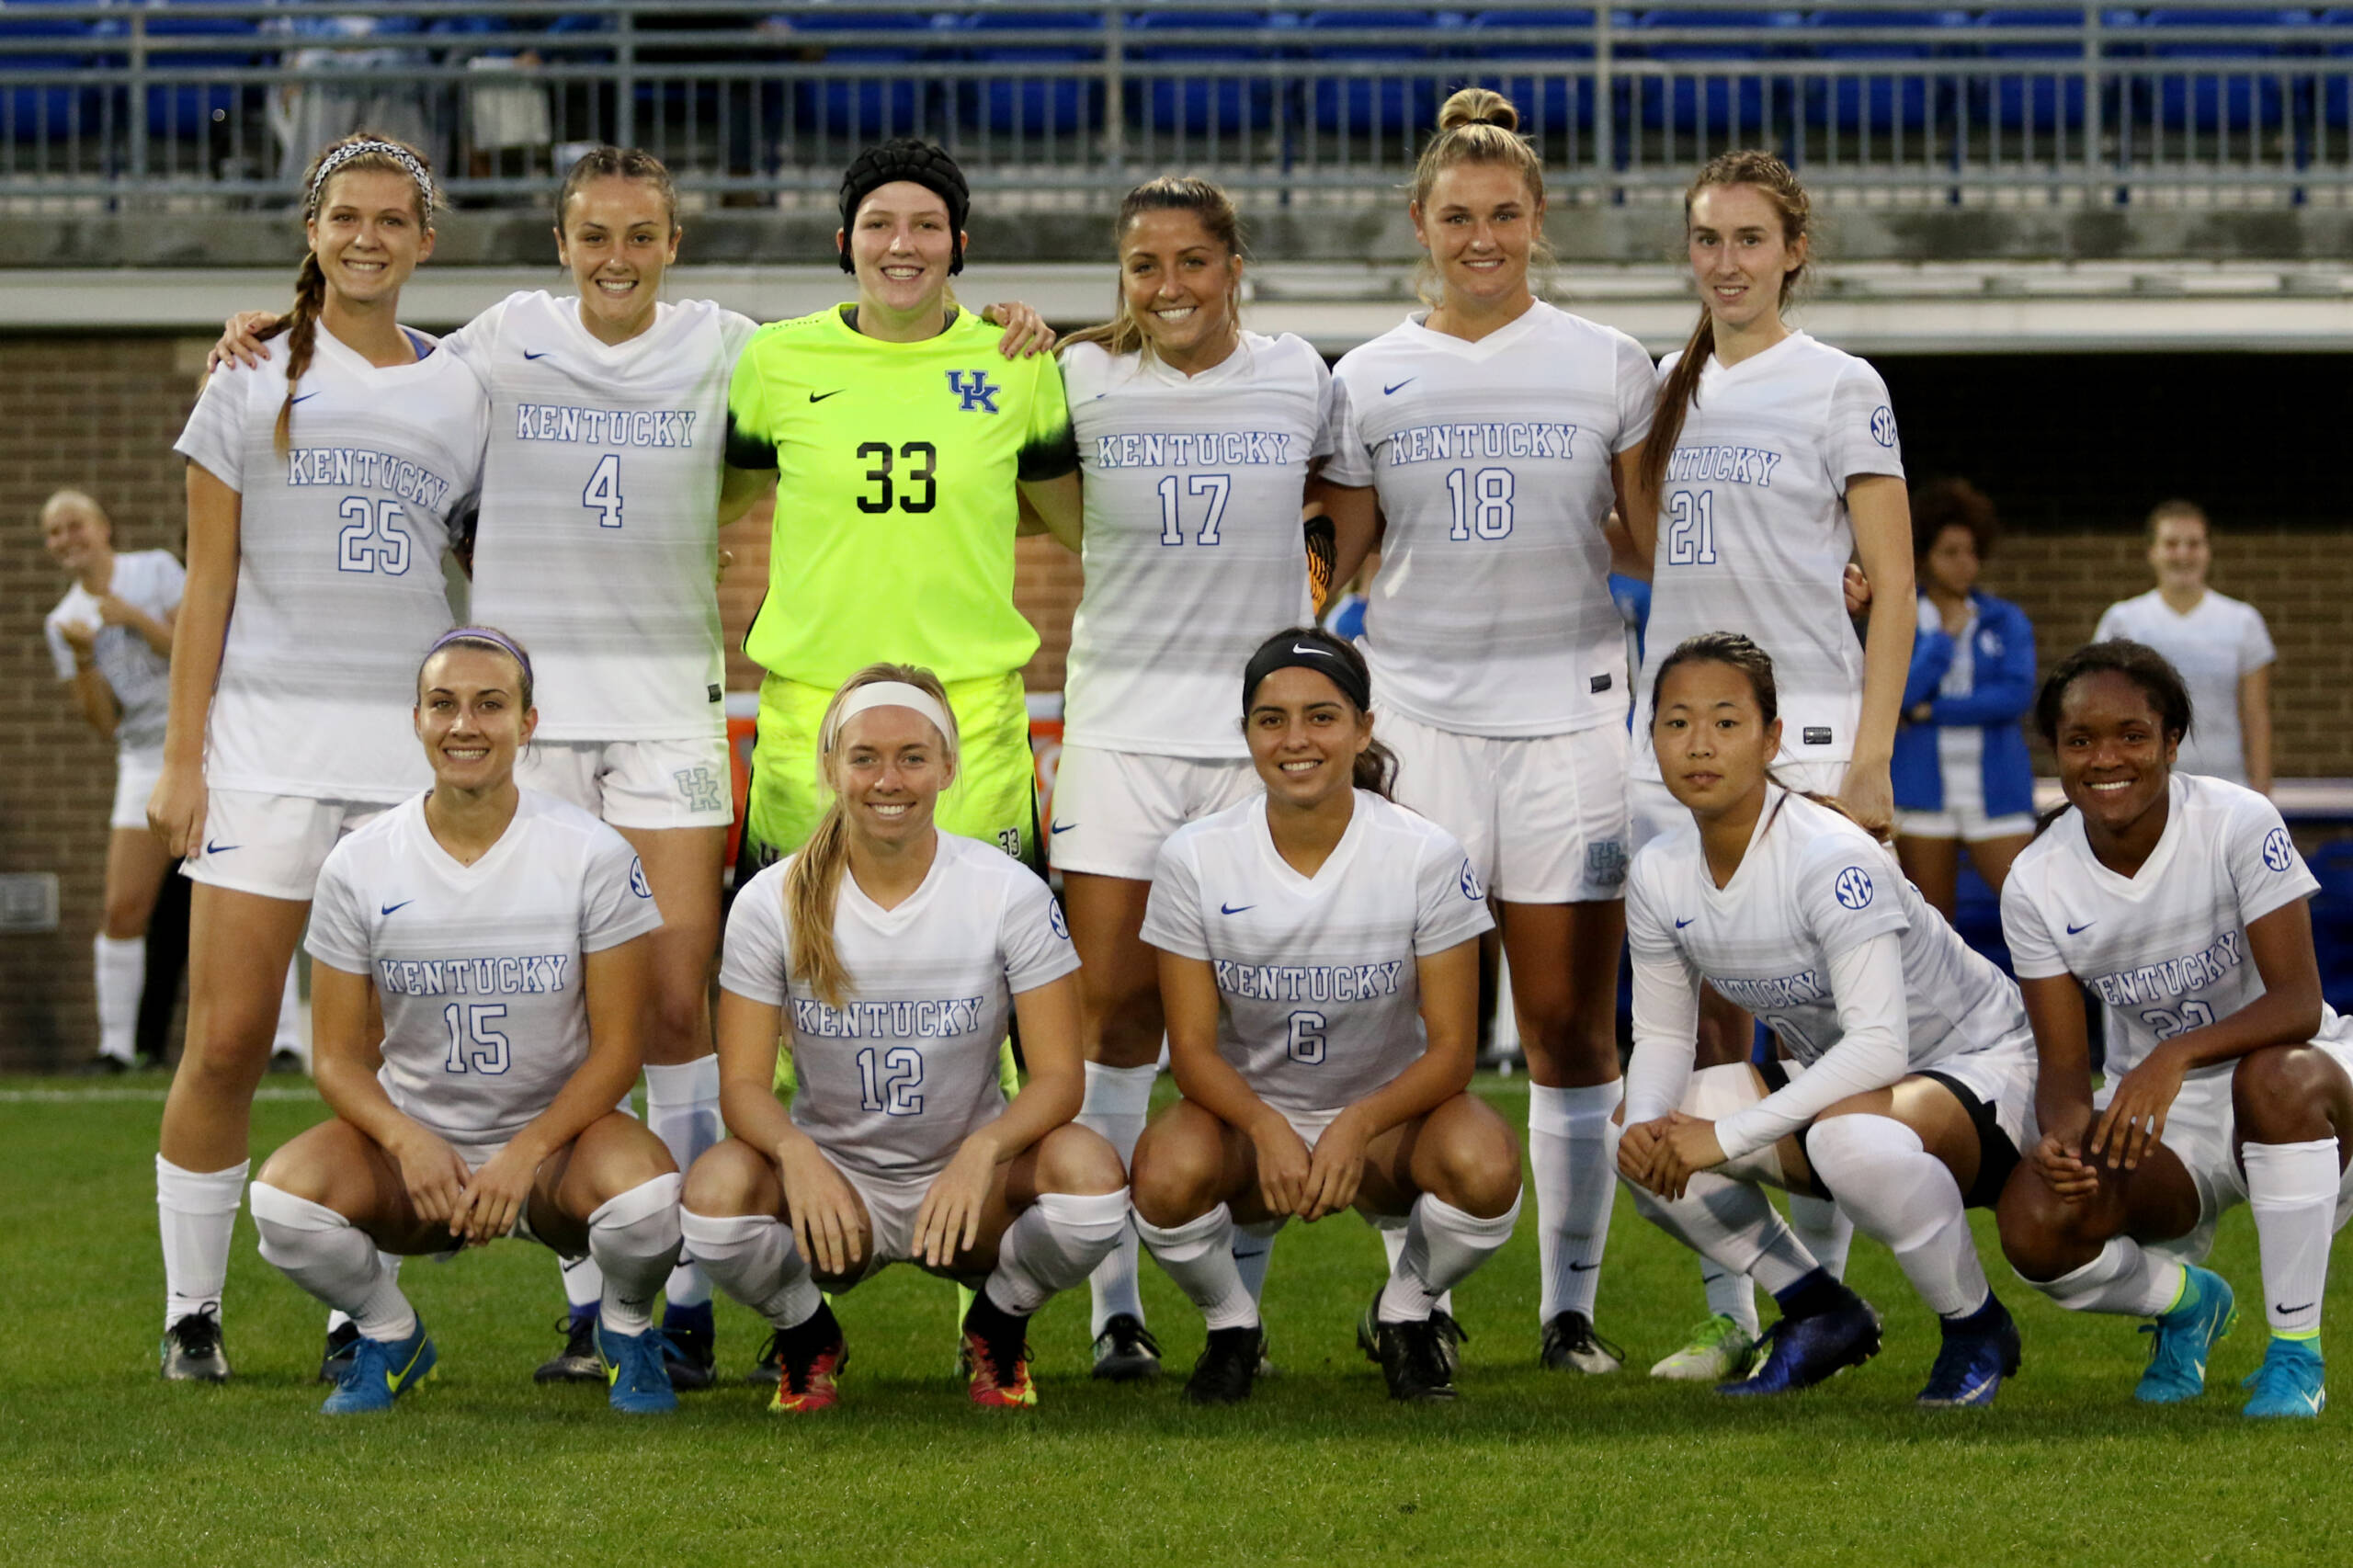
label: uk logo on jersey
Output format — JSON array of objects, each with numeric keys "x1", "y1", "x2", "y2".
[
  {"x1": 947, "y1": 369, "x2": 1001, "y2": 415},
  {"x1": 1834, "y1": 866, "x2": 1875, "y2": 910},
  {"x1": 1460, "y1": 859, "x2": 1485, "y2": 903},
  {"x1": 2263, "y1": 826, "x2": 2295, "y2": 874},
  {"x1": 1869, "y1": 406, "x2": 1899, "y2": 449}
]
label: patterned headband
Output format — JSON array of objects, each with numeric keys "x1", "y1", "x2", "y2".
[{"x1": 308, "y1": 138, "x2": 435, "y2": 218}]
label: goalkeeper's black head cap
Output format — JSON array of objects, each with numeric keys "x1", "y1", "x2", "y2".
[{"x1": 838, "y1": 139, "x2": 970, "y2": 276}]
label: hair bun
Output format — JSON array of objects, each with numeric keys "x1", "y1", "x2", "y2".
[{"x1": 1438, "y1": 86, "x2": 1518, "y2": 134}]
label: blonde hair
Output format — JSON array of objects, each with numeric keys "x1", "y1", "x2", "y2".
[
  {"x1": 40, "y1": 488, "x2": 111, "y2": 539},
  {"x1": 1407, "y1": 87, "x2": 1553, "y2": 308},
  {"x1": 784, "y1": 664, "x2": 960, "y2": 1009},
  {"x1": 1061, "y1": 175, "x2": 1245, "y2": 364}
]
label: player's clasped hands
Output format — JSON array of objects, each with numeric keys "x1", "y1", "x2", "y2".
[
  {"x1": 1299, "y1": 1107, "x2": 1372, "y2": 1222},
  {"x1": 1617, "y1": 1113, "x2": 1726, "y2": 1201},
  {"x1": 1246, "y1": 1110, "x2": 1315, "y2": 1219},
  {"x1": 774, "y1": 1131, "x2": 867, "y2": 1278},
  {"x1": 384, "y1": 1123, "x2": 472, "y2": 1233},
  {"x1": 451, "y1": 1143, "x2": 540, "y2": 1247}
]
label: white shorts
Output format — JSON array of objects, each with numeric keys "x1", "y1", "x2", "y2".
[
  {"x1": 1047, "y1": 744, "x2": 1262, "y2": 881},
  {"x1": 517, "y1": 733, "x2": 734, "y2": 831},
  {"x1": 1630, "y1": 760, "x2": 1847, "y2": 856},
  {"x1": 2100, "y1": 1039, "x2": 2353, "y2": 1265},
  {"x1": 1382, "y1": 711, "x2": 1630, "y2": 904},
  {"x1": 1894, "y1": 803, "x2": 2036, "y2": 843},
  {"x1": 824, "y1": 1162, "x2": 937, "y2": 1284},
  {"x1": 112, "y1": 746, "x2": 164, "y2": 832},
  {"x1": 1915, "y1": 1029, "x2": 2040, "y2": 1190},
  {"x1": 184, "y1": 789, "x2": 390, "y2": 901}
]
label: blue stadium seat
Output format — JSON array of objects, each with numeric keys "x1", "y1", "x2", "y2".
[
  {"x1": 776, "y1": 8, "x2": 943, "y2": 140},
  {"x1": 2320, "y1": 6, "x2": 2353, "y2": 125},
  {"x1": 2307, "y1": 838, "x2": 2353, "y2": 1011},
  {"x1": 1129, "y1": 9, "x2": 1277, "y2": 138},
  {"x1": 1466, "y1": 8, "x2": 1598, "y2": 136},
  {"x1": 1977, "y1": 7, "x2": 2097, "y2": 134},
  {"x1": 1804, "y1": 7, "x2": 1969, "y2": 136},
  {"x1": 2137, "y1": 7, "x2": 2306, "y2": 133},
  {"x1": 0, "y1": 4, "x2": 108, "y2": 139},
  {"x1": 141, "y1": 1, "x2": 264, "y2": 142},
  {"x1": 1628, "y1": 8, "x2": 1801, "y2": 139},
  {"x1": 959, "y1": 7, "x2": 1101, "y2": 137},
  {"x1": 1300, "y1": 7, "x2": 1443, "y2": 140}
]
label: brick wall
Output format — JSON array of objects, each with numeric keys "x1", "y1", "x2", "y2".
[{"x1": 3, "y1": 332, "x2": 2348, "y2": 1066}]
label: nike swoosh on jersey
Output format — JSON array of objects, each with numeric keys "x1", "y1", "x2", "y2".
[
  {"x1": 1049, "y1": 821, "x2": 1077, "y2": 835},
  {"x1": 289, "y1": 392, "x2": 320, "y2": 405},
  {"x1": 1382, "y1": 379, "x2": 1415, "y2": 395},
  {"x1": 808, "y1": 389, "x2": 846, "y2": 403},
  {"x1": 381, "y1": 901, "x2": 413, "y2": 916},
  {"x1": 1675, "y1": 917, "x2": 1695, "y2": 928},
  {"x1": 1220, "y1": 903, "x2": 1255, "y2": 915},
  {"x1": 2067, "y1": 921, "x2": 2096, "y2": 935},
  {"x1": 523, "y1": 350, "x2": 551, "y2": 361},
  {"x1": 203, "y1": 839, "x2": 239, "y2": 855}
]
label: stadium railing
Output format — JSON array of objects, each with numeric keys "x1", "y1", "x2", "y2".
[{"x1": 3, "y1": 1, "x2": 2350, "y2": 210}]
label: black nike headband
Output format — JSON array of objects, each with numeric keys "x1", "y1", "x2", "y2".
[
  {"x1": 1242, "y1": 629, "x2": 1373, "y2": 716},
  {"x1": 837, "y1": 138, "x2": 970, "y2": 276}
]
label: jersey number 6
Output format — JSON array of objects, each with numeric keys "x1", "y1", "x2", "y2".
[{"x1": 855, "y1": 441, "x2": 938, "y2": 516}]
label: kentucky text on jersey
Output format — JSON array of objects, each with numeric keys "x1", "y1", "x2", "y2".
[
  {"x1": 1092, "y1": 431, "x2": 1297, "y2": 469},
  {"x1": 376, "y1": 955, "x2": 572, "y2": 996},
  {"x1": 285, "y1": 448, "x2": 453, "y2": 510},
  {"x1": 1382, "y1": 422, "x2": 1579, "y2": 466},
  {"x1": 2089, "y1": 930, "x2": 2245, "y2": 1008},
  {"x1": 791, "y1": 996, "x2": 987, "y2": 1039},
  {"x1": 1212, "y1": 959, "x2": 1404, "y2": 1004},
  {"x1": 1663, "y1": 443, "x2": 1785, "y2": 487},
  {"x1": 513, "y1": 403, "x2": 699, "y2": 448},
  {"x1": 1711, "y1": 969, "x2": 1830, "y2": 1013}
]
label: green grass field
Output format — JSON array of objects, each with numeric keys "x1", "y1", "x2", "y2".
[{"x1": 5, "y1": 1072, "x2": 2348, "y2": 1568}]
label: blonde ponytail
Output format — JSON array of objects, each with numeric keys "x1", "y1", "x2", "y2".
[{"x1": 1408, "y1": 87, "x2": 1552, "y2": 308}]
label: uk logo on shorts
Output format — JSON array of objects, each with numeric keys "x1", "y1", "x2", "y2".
[
  {"x1": 1586, "y1": 839, "x2": 1629, "y2": 890},
  {"x1": 1833, "y1": 866, "x2": 1875, "y2": 910},
  {"x1": 1460, "y1": 859, "x2": 1486, "y2": 903},
  {"x1": 675, "y1": 765, "x2": 726, "y2": 817},
  {"x1": 2262, "y1": 827, "x2": 2295, "y2": 873},
  {"x1": 1869, "y1": 407, "x2": 1899, "y2": 449},
  {"x1": 628, "y1": 858, "x2": 653, "y2": 899},
  {"x1": 947, "y1": 369, "x2": 1001, "y2": 415},
  {"x1": 1048, "y1": 900, "x2": 1070, "y2": 941}
]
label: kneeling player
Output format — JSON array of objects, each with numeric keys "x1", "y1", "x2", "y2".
[
  {"x1": 681, "y1": 665, "x2": 1125, "y2": 1411},
  {"x1": 1997, "y1": 640, "x2": 2353, "y2": 1418},
  {"x1": 1130, "y1": 630, "x2": 1519, "y2": 1405},
  {"x1": 1619, "y1": 633, "x2": 2035, "y2": 1405},
  {"x1": 250, "y1": 630, "x2": 683, "y2": 1415}
]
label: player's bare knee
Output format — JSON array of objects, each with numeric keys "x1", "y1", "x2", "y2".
[
  {"x1": 1428, "y1": 1124, "x2": 1521, "y2": 1218},
  {"x1": 1130, "y1": 1131, "x2": 1219, "y2": 1228},
  {"x1": 680, "y1": 1141, "x2": 767, "y2": 1217},
  {"x1": 2232, "y1": 1047, "x2": 2332, "y2": 1142},
  {"x1": 1996, "y1": 1173, "x2": 2097, "y2": 1280},
  {"x1": 1039, "y1": 1123, "x2": 1128, "y2": 1197},
  {"x1": 254, "y1": 1142, "x2": 333, "y2": 1204}
]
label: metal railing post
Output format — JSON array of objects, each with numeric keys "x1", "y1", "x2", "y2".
[
  {"x1": 1596, "y1": 6, "x2": 1616, "y2": 205},
  {"x1": 616, "y1": 6, "x2": 636, "y2": 151},
  {"x1": 1103, "y1": 4, "x2": 1125, "y2": 172},
  {"x1": 128, "y1": 11, "x2": 148, "y2": 190},
  {"x1": 2083, "y1": 2, "x2": 2108, "y2": 206}
]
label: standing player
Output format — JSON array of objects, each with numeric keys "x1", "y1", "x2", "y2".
[
  {"x1": 680, "y1": 665, "x2": 1128, "y2": 1412},
  {"x1": 2094, "y1": 500, "x2": 2275, "y2": 792},
  {"x1": 1131, "y1": 630, "x2": 1518, "y2": 1405},
  {"x1": 1312, "y1": 88, "x2": 1647, "y2": 1373},
  {"x1": 1620, "y1": 633, "x2": 2033, "y2": 1405},
  {"x1": 1624, "y1": 150, "x2": 1915, "y2": 1377},
  {"x1": 1051, "y1": 175, "x2": 1336, "y2": 1380},
  {"x1": 251, "y1": 630, "x2": 683, "y2": 1415},
  {"x1": 1997, "y1": 641, "x2": 2353, "y2": 1418},
  {"x1": 148, "y1": 133, "x2": 486, "y2": 1381}
]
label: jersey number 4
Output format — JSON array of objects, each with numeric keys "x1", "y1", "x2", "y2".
[
  {"x1": 856, "y1": 441, "x2": 938, "y2": 515},
  {"x1": 583, "y1": 453, "x2": 624, "y2": 528}
]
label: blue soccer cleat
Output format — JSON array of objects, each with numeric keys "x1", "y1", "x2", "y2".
[
  {"x1": 1718, "y1": 1292, "x2": 1882, "y2": 1396},
  {"x1": 320, "y1": 1321, "x2": 437, "y2": 1415},
  {"x1": 2241, "y1": 1336, "x2": 2326, "y2": 1419},
  {"x1": 1916, "y1": 1294, "x2": 2023, "y2": 1408},
  {"x1": 2135, "y1": 1265, "x2": 2235, "y2": 1404},
  {"x1": 599, "y1": 1322, "x2": 678, "y2": 1415}
]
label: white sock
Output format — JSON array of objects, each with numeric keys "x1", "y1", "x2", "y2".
[
  {"x1": 1808, "y1": 1114, "x2": 1987, "y2": 1318},
  {"x1": 325, "y1": 1256, "x2": 404, "y2": 1335},
  {"x1": 2029, "y1": 1235, "x2": 2185, "y2": 1317},
  {"x1": 2244, "y1": 1138, "x2": 2340, "y2": 1338},
  {"x1": 1530, "y1": 1081, "x2": 1620, "y2": 1321},
  {"x1": 1701, "y1": 1260, "x2": 1761, "y2": 1336},
  {"x1": 94, "y1": 934, "x2": 143, "y2": 1064},
  {"x1": 1373, "y1": 1215, "x2": 1453, "y2": 1316},
  {"x1": 1382, "y1": 1192, "x2": 1522, "y2": 1324},
  {"x1": 985, "y1": 1188, "x2": 1131, "y2": 1318},
  {"x1": 588, "y1": 1173, "x2": 683, "y2": 1336},
  {"x1": 250, "y1": 1183, "x2": 417, "y2": 1342},
  {"x1": 1787, "y1": 1192, "x2": 1854, "y2": 1282},
  {"x1": 157, "y1": 1154, "x2": 245, "y2": 1332},
  {"x1": 643, "y1": 1059, "x2": 720, "y2": 1311},
  {"x1": 272, "y1": 959, "x2": 307, "y2": 1070},
  {"x1": 1627, "y1": 1169, "x2": 1819, "y2": 1297},
  {"x1": 679, "y1": 1208, "x2": 821, "y2": 1329},
  {"x1": 560, "y1": 1253, "x2": 602, "y2": 1315},
  {"x1": 1075, "y1": 1062, "x2": 1155, "y2": 1335},
  {"x1": 1233, "y1": 1218, "x2": 1282, "y2": 1309},
  {"x1": 1137, "y1": 1204, "x2": 1258, "y2": 1331}
]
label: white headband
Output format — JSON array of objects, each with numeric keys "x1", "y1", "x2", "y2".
[
  {"x1": 308, "y1": 138, "x2": 435, "y2": 218},
  {"x1": 824, "y1": 681, "x2": 956, "y2": 753}
]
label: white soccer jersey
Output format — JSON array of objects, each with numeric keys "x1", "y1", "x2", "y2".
[
  {"x1": 1632, "y1": 333, "x2": 1906, "y2": 781},
  {"x1": 44, "y1": 549, "x2": 183, "y2": 754},
  {"x1": 1141, "y1": 790, "x2": 1495, "y2": 1119},
  {"x1": 1325, "y1": 302, "x2": 1654, "y2": 738},
  {"x1": 721, "y1": 834, "x2": 1079, "y2": 1179},
  {"x1": 305, "y1": 789, "x2": 663, "y2": 1149},
  {"x1": 2092, "y1": 589, "x2": 2275, "y2": 786},
  {"x1": 1624, "y1": 789, "x2": 2025, "y2": 1141},
  {"x1": 174, "y1": 328, "x2": 486, "y2": 801},
  {"x1": 448, "y1": 291, "x2": 756, "y2": 743},
  {"x1": 1062, "y1": 332, "x2": 1334, "y2": 758},
  {"x1": 2003, "y1": 772, "x2": 2345, "y2": 1082}
]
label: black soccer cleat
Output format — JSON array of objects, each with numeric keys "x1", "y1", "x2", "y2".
[
  {"x1": 318, "y1": 1320, "x2": 362, "y2": 1383},
  {"x1": 533, "y1": 1310, "x2": 605, "y2": 1385},
  {"x1": 161, "y1": 1305, "x2": 230, "y2": 1383},
  {"x1": 1091, "y1": 1313, "x2": 1164, "y2": 1382},
  {"x1": 1186, "y1": 1324, "x2": 1266, "y2": 1406},
  {"x1": 661, "y1": 1301, "x2": 717, "y2": 1392},
  {"x1": 1367, "y1": 1287, "x2": 1459, "y2": 1403},
  {"x1": 1539, "y1": 1310, "x2": 1626, "y2": 1374},
  {"x1": 746, "y1": 1324, "x2": 787, "y2": 1387}
]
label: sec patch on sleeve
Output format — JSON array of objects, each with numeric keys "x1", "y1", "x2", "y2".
[{"x1": 1833, "y1": 866, "x2": 1875, "y2": 910}]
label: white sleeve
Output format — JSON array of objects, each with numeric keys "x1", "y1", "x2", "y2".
[
  {"x1": 303, "y1": 848, "x2": 373, "y2": 975},
  {"x1": 1622, "y1": 863, "x2": 1701, "y2": 1124},
  {"x1": 721, "y1": 308, "x2": 762, "y2": 362},
  {"x1": 42, "y1": 612, "x2": 77, "y2": 682},
  {"x1": 1999, "y1": 861, "x2": 2069, "y2": 981},
  {"x1": 1321, "y1": 366, "x2": 1374, "y2": 488},
  {"x1": 173, "y1": 366, "x2": 250, "y2": 493},
  {"x1": 2224, "y1": 790, "x2": 2319, "y2": 927},
  {"x1": 717, "y1": 864, "x2": 793, "y2": 1006},
  {"x1": 2238, "y1": 603, "x2": 2277, "y2": 675},
  {"x1": 153, "y1": 552, "x2": 188, "y2": 616},
  {"x1": 580, "y1": 828, "x2": 664, "y2": 953},
  {"x1": 999, "y1": 868, "x2": 1082, "y2": 994},
  {"x1": 1714, "y1": 931, "x2": 1909, "y2": 1160},
  {"x1": 1413, "y1": 834, "x2": 1496, "y2": 955},
  {"x1": 1824, "y1": 358, "x2": 1905, "y2": 489},
  {"x1": 1139, "y1": 837, "x2": 1211, "y2": 960},
  {"x1": 1794, "y1": 834, "x2": 1911, "y2": 960},
  {"x1": 1611, "y1": 329, "x2": 1657, "y2": 454},
  {"x1": 2092, "y1": 602, "x2": 2127, "y2": 643}
]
